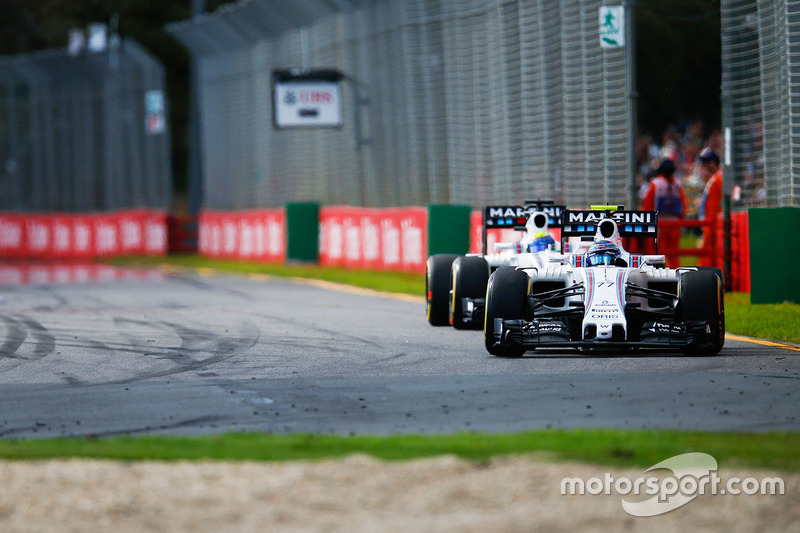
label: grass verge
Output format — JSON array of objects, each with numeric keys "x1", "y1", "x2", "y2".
[
  {"x1": 725, "y1": 292, "x2": 800, "y2": 344},
  {"x1": 1, "y1": 430, "x2": 798, "y2": 471}
]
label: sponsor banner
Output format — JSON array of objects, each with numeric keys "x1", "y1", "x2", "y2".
[
  {"x1": 93, "y1": 213, "x2": 121, "y2": 257},
  {"x1": 71, "y1": 216, "x2": 96, "y2": 258},
  {"x1": 0, "y1": 214, "x2": 26, "y2": 258},
  {"x1": 197, "y1": 209, "x2": 285, "y2": 262},
  {"x1": 0, "y1": 210, "x2": 167, "y2": 259},
  {"x1": 25, "y1": 215, "x2": 54, "y2": 258},
  {"x1": 142, "y1": 211, "x2": 169, "y2": 255},
  {"x1": 397, "y1": 208, "x2": 427, "y2": 273},
  {"x1": 319, "y1": 206, "x2": 426, "y2": 273}
]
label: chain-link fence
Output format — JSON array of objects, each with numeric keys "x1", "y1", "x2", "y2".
[
  {"x1": 168, "y1": 0, "x2": 632, "y2": 210},
  {"x1": 722, "y1": 0, "x2": 800, "y2": 208},
  {"x1": 0, "y1": 38, "x2": 171, "y2": 213}
]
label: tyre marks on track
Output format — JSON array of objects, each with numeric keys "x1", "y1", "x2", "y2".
[
  {"x1": 0, "y1": 311, "x2": 261, "y2": 384},
  {"x1": 113, "y1": 317, "x2": 262, "y2": 383},
  {"x1": 0, "y1": 315, "x2": 56, "y2": 371}
]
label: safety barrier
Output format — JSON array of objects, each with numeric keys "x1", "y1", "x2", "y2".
[
  {"x1": 319, "y1": 207, "x2": 427, "y2": 274},
  {"x1": 0, "y1": 210, "x2": 167, "y2": 259},
  {"x1": 657, "y1": 213, "x2": 750, "y2": 293},
  {"x1": 197, "y1": 210, "x2": 285, "y2": 263}
]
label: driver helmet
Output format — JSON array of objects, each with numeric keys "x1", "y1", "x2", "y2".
[
  {"x1": 527, "y1": 231, "x2": 554, "y2": 252},
  {"x1": 585, "y1": 240, "x2": 621, "y2": 266}
]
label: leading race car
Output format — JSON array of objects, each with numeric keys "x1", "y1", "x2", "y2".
[
  {"x1": 426, "y1": 201, "x2": 564, "y2": 330},
  {"x1": 483, "y1": 208, "x2": 725, "y2": 357}
]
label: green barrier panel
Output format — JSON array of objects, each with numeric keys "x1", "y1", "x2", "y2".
[
  {"x1": 285, "y1": 202, "x2": 320, "y2": 263},
  {"x1": 427, "y1": 204, "x2": 472, "y2": 256},
  {"x1": 749, "y1": 207, "x2": 800, "y2": 303}
]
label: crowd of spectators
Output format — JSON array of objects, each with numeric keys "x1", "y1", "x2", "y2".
[{"x1": 634, "y1": 120, "x2": 724, "y2": 217}]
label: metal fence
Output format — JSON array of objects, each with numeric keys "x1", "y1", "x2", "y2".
[
  {"x1": 722, "y1": 0, "x2": 800, "y2": 208},
  {"x1": 168, "y1": 0, "x2": 632, "y2": 210},
  {"x1": 0, "y1": 38, "x2": 172, "y2": 213}
]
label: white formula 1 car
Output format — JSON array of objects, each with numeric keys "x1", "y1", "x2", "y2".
[
  {"x1": 483, "y1": 208, "x2": 725, "y2": 357},
  {"x1": 426, "y1": 201, "x2": 564, "y2": 329}
]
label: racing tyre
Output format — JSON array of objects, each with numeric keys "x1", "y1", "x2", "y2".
[
  {"x1": 450, "y1": 256, "x2": 490, "y2": 330},
  {"x1": 692, "y1": 266, "x2": 724, "y2": 285},
  {"x1": 678, "y1": 269, "x2": 725, "y2": 355},
  {"x1": 484, "y1": 267, "x2": 528, "y2": 357},
  {"x1": 426, "y1": 254, "x2": 458, "y2": 326}
]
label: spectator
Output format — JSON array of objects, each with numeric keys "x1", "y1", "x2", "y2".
[
  {"x1": 641, "y1": 158, "x2": 687, "y2": 267},
  {"x1": 697, "y1": 147, "x2": 723, "y2": 267}
]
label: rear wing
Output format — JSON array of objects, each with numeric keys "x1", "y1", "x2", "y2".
[
  {"x1": 560, "y1": 208, "x2": 659, "y2": 252},
  {"x1": 482, "y1": 202, "x2": 565, "y2": 254}
]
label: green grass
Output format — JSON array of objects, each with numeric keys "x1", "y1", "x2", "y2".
[
  {"x1": 726, "y1": 292, "x2": 800, "y2": 344},
  {"x1": 1, "y1": 430, "x2": 798, "y2": 471}
]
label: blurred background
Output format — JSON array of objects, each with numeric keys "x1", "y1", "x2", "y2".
[
  {"x1": 0, "y1": 0, "x2": 728, "y2": 212},
  {"x1": 0, "y1": 0, "x2": 795, "y2": 214}
]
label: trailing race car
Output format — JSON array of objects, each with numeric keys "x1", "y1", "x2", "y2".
[
  {"x1": 483, "y1": 208, "x2": 725, "y2": 357},
  {"x1": 426, "y1": 201, "x2": 564, "y2": 330}
]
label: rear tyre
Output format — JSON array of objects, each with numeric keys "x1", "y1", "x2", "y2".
[
  {"x1": 678, "y1": 269, "x2": 725, "y2": 355},
  {"x1": 450, "y1": 256, "x2": 490, "y2": 330},
  {"x1": 484, "y1": 267, "x2": 528, "y2": 357},
  {"x1": 426, "y1": 254, "x2": 458, "y2": 326}
]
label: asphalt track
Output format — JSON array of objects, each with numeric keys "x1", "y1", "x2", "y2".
[{"x1": 0, "y1": 267, "x2": 798, "y2": 439}]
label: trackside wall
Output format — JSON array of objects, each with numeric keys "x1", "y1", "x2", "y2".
[{"x1": 0, "y1": 210, "x2": 168, "y2": 259}]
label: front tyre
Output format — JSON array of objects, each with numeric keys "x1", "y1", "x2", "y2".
[
  {"x1": 484, "y1": 267, "x2": 528, "y2": 357},
  {"x1": 426, "y1": 254, "x2": 458, "y2": 326},
  {"x1": 678, "y1": 269, "x2": 725, "y2": 355},
  {"x1": 450, "y1": 256, "x2": 490, "y2": 330}
]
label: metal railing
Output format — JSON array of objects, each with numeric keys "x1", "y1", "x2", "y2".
[{"x1": 722, "y1": 0, "x2": 800, "y2": 208}]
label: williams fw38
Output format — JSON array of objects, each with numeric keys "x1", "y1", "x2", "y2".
[
  {"x1": 426, "y1": 201, "x2": 564, "y2": 330},
  {"x1": 483, "y1": 209, "x2": 725, "y2": 357}
]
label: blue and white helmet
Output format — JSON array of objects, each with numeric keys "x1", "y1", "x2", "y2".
[{"x1": 585, "y1": 240, "x2": 621, "y2": 266}]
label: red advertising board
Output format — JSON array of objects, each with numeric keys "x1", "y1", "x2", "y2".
[
  {"x1": 319, "y1": 206, "x2": 427, "y2": 273},
  {"x1": 0, "y1": 210, "x2": 167, "y2": 259},
  {"x1": 198, "y1": 209, "x2": 285, "y2": 262}
]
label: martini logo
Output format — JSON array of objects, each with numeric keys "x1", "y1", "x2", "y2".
[
  {"x1": 567, "y1": 211, "x2": 654, "y2": 224},
  {"x1": 488, "y1": 207, "x2": 528, "y2": 218}
]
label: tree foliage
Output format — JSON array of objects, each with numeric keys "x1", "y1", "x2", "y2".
[{"x1": 635, "y1": 0, "x2": 721, "y2": 138}]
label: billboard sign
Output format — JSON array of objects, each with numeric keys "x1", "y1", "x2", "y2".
[{"x1": 273, "y1": 69, "x2": 344, "y2": 128}]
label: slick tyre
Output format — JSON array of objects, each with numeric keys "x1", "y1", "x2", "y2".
[
  {"x1": 678, "y1": 269, "x2": 725, "y2": 355},
  {"x1": 426, "y1": 254, "x2": 458, "y2": 326},
  {"x1": 450, "y1": 256, "x2": 490, "y2": 330},
  {"x1": 484, "y1": 267, "x2": 528, "y2": 357}
]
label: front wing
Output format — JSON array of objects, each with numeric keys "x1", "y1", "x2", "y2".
[{"x1": 489, "y1": 317, "x2": 716, "y2": 351}]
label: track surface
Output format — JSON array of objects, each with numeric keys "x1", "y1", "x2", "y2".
[{"x1": 0, "y1": 269, "x2": 798, "y2": 438}]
